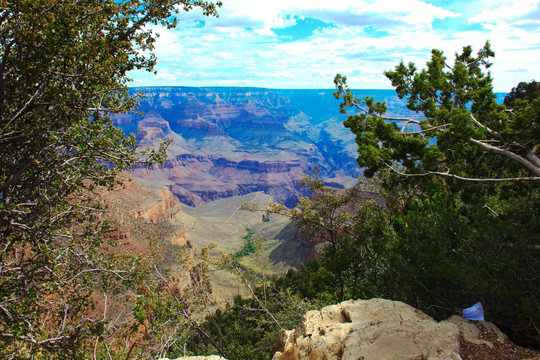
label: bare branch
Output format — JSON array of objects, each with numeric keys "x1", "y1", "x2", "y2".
[
  {"x1": 70, "y1": 268, "x2": 128, "y2": 282},
  {"x1": 230, "y1": 262, "x2": 284, "y2": 331},
  {"x1": 86, "y1": 107, "x2": 113, "y2": 112},
  {"x1": 0, "y1": 332, "x2": 70, "y2": 348},
  {"x1": 0, "y1": 304, "x2": 14, "y2": 321},
  {"x1": 152, "y1": 265, "x2": 228, "y2": 359},
  {"x1": 483, "y1": 204, "x2": 499, "y2": 216},
  {"x1": 469, "y1": 113, "x2": 502, "y2": 139},
  {"x1": 385, "y1": 164, "x2": 540, "y2": 182},
  {"x1": 469, "y1": 138, "x2": 540, "y2": 176},
  {"x1": 102, "y1": 293, "x2": 108, "y2": 321},
  {"x1": 525, "y1": 150, "x2": 540, "y2": 169},
  {"x1": 404, "y1": 123, "x2": 452, "y2": 135},
  {"x1": 1, "y1": 84, "x2": 43, "y2": 136},
  {"x1": 350, "y1": 98, "x2": 420, "y2": 123}
]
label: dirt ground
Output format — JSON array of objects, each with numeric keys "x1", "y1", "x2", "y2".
[{"x1": 459, "y1": 322, "x2": 539, "y2": 360}]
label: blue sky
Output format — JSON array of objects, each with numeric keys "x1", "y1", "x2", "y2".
[{"x1": 129, "y1": 0, "x2": 540, "y2": 91}]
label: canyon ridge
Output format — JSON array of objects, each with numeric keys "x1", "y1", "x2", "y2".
[{"x1": 113, "y1": 87, "x2": 422, "y2": 207}]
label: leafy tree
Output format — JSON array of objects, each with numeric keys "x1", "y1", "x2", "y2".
[
  {"x1": 248, "y1": 175, "x2": 390, "y2": 303},
  {"x1": 187, "y1": 289, "x2": 313, "y2": 360},
  {"x1": 335, "y1": 43, "x2": 539, "y2": 347},
  {"x1": 187, "y1": 258, "x2": 320, "y2": 360},
  {"x1": 335, "y1": 42, "x2": 539, "y2": 181},
  {"x1": 0, "y1": 0, "x2": 220, "y2": 358},
  {"x1": 504, "y1": 80, "x2": 540, "y2": 106},
  {"x1": 190, "y1": 177, "x2": 390, "y2": 359}
]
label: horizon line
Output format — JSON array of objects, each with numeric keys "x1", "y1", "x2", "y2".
[{"x1": 128, "y1": 85, "x2": 509, "y2": 94}]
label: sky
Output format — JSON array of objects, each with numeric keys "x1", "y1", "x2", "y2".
[{"x1": 129, "y1": 0, "x2": 540, "y2": 92}]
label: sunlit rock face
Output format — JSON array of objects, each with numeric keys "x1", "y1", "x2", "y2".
[
  {"x1": 272, "y1": 298, "x2": 518, "y2": 360},
  {"x1": 116, "y1": 87, "x2": 417, "y2": 206}
]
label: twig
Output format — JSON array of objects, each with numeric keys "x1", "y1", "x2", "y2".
[{"x1": 1, "y1": 84, "x2": 43, "y2": 136}]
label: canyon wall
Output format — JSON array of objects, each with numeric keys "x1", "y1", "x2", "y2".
[{"x1": 115, "y1": 87, "x2": 419, "y2": 206}]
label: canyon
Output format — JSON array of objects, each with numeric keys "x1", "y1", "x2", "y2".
[
  {"x1": 105, "y1": 87, "x2": 422, "y2": 296},
  {"x1": 98, "y1": 89, "x2": 538, "y2": 359},
  {"x1": 99, "y1": 174, "x2": 301, "y2": 301},
  {"x1": 113, "y1": 87, "x2": 421, "y2": 207}
]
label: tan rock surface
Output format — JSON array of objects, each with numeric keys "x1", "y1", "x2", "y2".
[
  {"x1": 273, "y1": 298, "x2": 461, "y2": 360},
  {"x1": 272, "y1": 299, "x2": 540, "y2": 360},
  {"x1": 159, "y1": 356, "x2": 227, "y2": 360},
  {"x1": 445, "y1": 315, "x2": 508, "y2": 349},
  {"x1": 171, "y1": 229, "x2": 189, "y2": 247},
  {"x1": 132, "y1": 188, "x2": 183, "y2": 223}
]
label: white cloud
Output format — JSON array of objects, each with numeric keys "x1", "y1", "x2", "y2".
[
  {"x1": 469, "y1": 0, "x2": 539, "y2": 24},
  {"x1": 215, "y1": 79, "x2": 254, "y2": 86},
  {"x1": 129, "y1": 0, "x2": 540, "y2": 91}
]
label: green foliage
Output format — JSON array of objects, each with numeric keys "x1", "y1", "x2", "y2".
[
  {"x1": 0, "y1": 0, "x2": 220, "y2": 358},
  {"x1": 504, "y1": 80, "x2": 540, "y2": 106},
  {"x1": 231, "y1": 228, "x2": 256, "y2": 260},
  {"x1": 335, "y1": 45, "x2": 540, "y2": 347},
  {"x1": 263, "y1": 176, "x2": 391, "y2": 302},
  {"x1": 377, "y1": 171, "x2": 540, "y2": 346},
  {"x1": 186, "y1": 231, "x2": 322, "y2": 360},
  {"x1": 190, "y1": 176, "x2": 391, "y2": 359},
  {"x1": 85, "y1": 241, "x2": 216, "y2": 360},
  {"x1": 335, "y1": 42, "x2": 539, "y2": 181},
  {"x1": 187, "y1": 282, "x2": 320, "y2": 360}
]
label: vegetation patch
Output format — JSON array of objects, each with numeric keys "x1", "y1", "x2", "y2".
[{"x1": 232, "y1": 227, "x2": 256, "y2": 260}]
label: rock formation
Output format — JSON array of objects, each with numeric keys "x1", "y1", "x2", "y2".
[
  {"x1": 116, "y1": 87, "x2": 410, "y2": 206},
  {"x1": 273, "y1": 298, "x2": 460, "y2": 360},
  {"x1": 98, "y1": 176, "x2": 195, "y2": 288},
  {"x1": 272, "y1": 298, "x2": 539, "y2": 360},
  {"x1": 132, "y1": 187, "x2": 183, "y2": 224}
]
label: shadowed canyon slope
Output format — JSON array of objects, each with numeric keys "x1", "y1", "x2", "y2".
[{"x1": 114, "y1": 87, "x2": 420, "y2": 206}]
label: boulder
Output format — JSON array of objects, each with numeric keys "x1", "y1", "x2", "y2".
[
  {"x1": 159, "y1": 299, "x2": 539, "y2": 360},
  {"x1": 273, "y1": 298, "x2": 462, "y2": 360}
]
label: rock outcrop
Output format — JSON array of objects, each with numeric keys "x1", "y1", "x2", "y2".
[
  {"x1": 98, "y1": 176, "x2": 194, "y2": 286},
  {"x1": 271, "y1": 298, "x2": 533, "y2": 360},
  {"x1": 273, "y1": 298, "x2": 460, "y2": 360},
  {"x1": 132, "y1": 187, "x2": 183, "y2": 224}
]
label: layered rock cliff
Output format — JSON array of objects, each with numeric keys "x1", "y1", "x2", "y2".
[
  {"x1": 132, "y1": 187, "x2": 183, "y2": 224},
  {"x1": 116, "y1": 87, "x2": 402, "y2": 206},
  {"x1": 98, "y1": 176, "x2": 194, "y2": 282}
]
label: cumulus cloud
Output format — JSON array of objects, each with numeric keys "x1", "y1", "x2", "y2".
[{"x1": 129, "y1": 0, "x2": 540, "y2": 91}]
